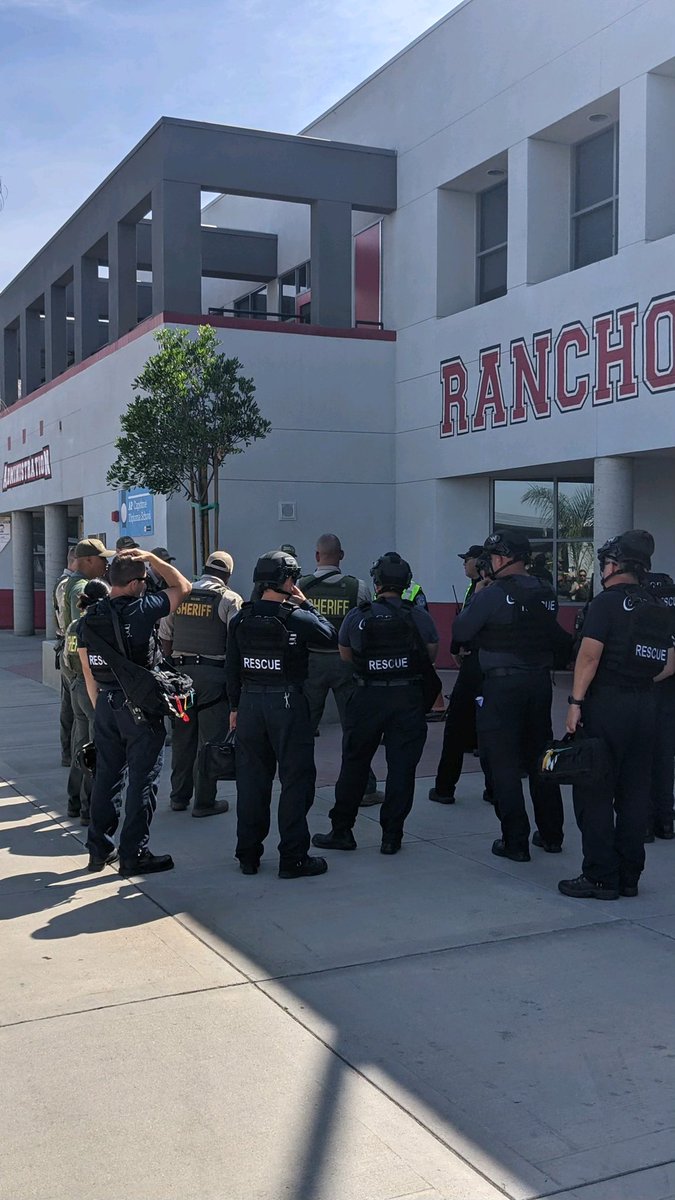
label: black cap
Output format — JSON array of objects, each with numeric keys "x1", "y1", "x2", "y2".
[
  {"x1": 458, "y1": 545, "x2": 484, "y2": 561},
  {"x1": 484, "y1": 529, "x2": 531, "y2": 561},
  {"x1": 116, "y1": 535, "x2": 139, "y2": 550}
]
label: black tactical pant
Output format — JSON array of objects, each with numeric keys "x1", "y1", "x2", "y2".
[
  {"x1": 304, "y1": 651, "x2": 378, "y2": 796},
  {"x1": 87, "y1": 688, "x2": 165, "y2": 864},
  {"x1": 66, "y1": 676, "x2": 95, "y2": 817},
  {"x1": 477, "y1": 669, "x2": 563, "y2": 852},
  {"x1": 649, "y1": 680, "x2": 675, "y2": 829},
  {"x1": 170, "y1": 664, "x2": 229, "y2": 811},
  {"x1": 434, "y1": 652, "x2": 493, "y2": 799},
  {"x1": 235, "y1": 687, "x2": 315, "y2": 867},
  {"x1": 331, "y1": 683, "x2": 427, "y2": 844},
  {"x1": 60, "y1": 672, "x2": 74, "y2": 763},
  {"x1": 573, "y1": 685, "x2": 655, "y2": 889}
]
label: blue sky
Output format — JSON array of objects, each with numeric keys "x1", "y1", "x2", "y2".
[{"x1": 0, "y1": 0, "x2": 462, "y2": 289}]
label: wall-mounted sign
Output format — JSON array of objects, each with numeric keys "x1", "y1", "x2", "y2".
[
  {"x1": 2, "y1": 446, "x2": 52, "y2": 491},
  {"x1": 440, "y1": 290, "x2": 675, "y2": 437},
  {"x1": 0, "y1": 518, "x2": 11, "y2": 552},
  {"x1": 118, "y1": 487, "x2": 154, "y2": 537}
]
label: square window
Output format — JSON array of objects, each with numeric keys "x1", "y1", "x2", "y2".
[
  {"x1": 573, "y1": 203, "x2": 615, "y2": 269},
  {"x1": 478, "y1": 247, "x2": 507, "y2": 305}
]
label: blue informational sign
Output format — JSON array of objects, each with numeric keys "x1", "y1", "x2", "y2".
[{"x1": 118, "y1": 488, "x2": 154, "y2": 537}]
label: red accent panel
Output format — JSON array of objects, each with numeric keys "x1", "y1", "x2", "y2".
[
  {"x1": 0, "y1": 589, "x2": 45, "y2": 630},
  {"x1": 354, "y1": 224, "x2": 381, "y2": 327}
]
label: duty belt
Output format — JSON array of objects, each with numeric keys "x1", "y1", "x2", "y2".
[
  {"x1": 484, "y1": 666, "x2": 549, "y2": 678},
  {"x1": 355, "y1": 677, "x2": 421, "y2": 688},
  {"x1": 242, "y1": 683, "x2": 304, "y2": 693},
  {"x1": 173, "y1": 654, "x2": 225, "y2": 666}
]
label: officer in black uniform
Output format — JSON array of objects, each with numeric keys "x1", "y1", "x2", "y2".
[
  {"x1": 452, "y1": 529, "x2": 565, "y2": 862},
  {"x1": 312, "y1": 552, "x2": 439, "y2": 855},
  {"x1": 429, "y1": 544, "x2": 492, "y2": 805},
  {"x1": 226, "y1": 550, "x2": 336, "y2": 878},
  {"x1": 559, "y1": 530, "x2": 675, "y2": 900},
  {"x1": 645, "y1": 564, "x2": 675, "y2": 841},
  {"x1": 169, "y1": 550, "x2": 242, "y2": 817},
  {"x1": 78, "y1": 549, "x2": 191, "y2": 875}
]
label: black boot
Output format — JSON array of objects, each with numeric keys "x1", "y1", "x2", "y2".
[
  {"x1": 311, "y1": 829, "x2": 357, "y2": 851},
  {"x1": 558, "y1": 874, "x2": 619, "y2": 900},
  {"x1": 119, "y1": 850, "x2": 174, "y2": 876},
  {"x1": 492, "y1": 838, "x2": 530, "y2": 863},
  {"x1": 279, "y1": 856, "x2": 328, "y2": 879}
]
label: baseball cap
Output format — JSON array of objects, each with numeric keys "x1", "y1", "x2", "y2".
[
  {"x1": 74, "y1": 537, "x2": 115, "y2": 559},
  {"x1": 152, "y1": 546, "x2": 176, "y2": 562},
  {"x1": 206, "y1": 550, "x2": 234, "y2": 575},
  {"x1": 458, "y1": 545, "x2": 484, "y2": 561},
  {"x1": 116, "y1": 535, "x2": 139, "y2": 550},
  {"x1": 279, "y1": 544, "x2": 297, "y2": 557}
]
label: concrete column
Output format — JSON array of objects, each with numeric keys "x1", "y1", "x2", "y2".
[
  {"x1": 618, "y1": 76, "x2": 647, "y2": 250},
  {"x1": 20, "y1": 307, "x2": 42, "y2": 397},
  {"x1": 44, "y1": 505, "x2": 69, "y2": 639},
  {"x1": 73, "y1": 255, "x2": 100, "y2": 364},
  {"x1": 44, "y1": 284, "x2": 68, "y2": 382},
  {"x1": 151, "y1": 180, "x2": 202, "y2": 314},
  {"x1": 108, "y1": 221, "x2": 137, "y2": 340},
  {"x1": 310, "y1": 199, "x2": 352, "y2": 328},
  {"x1": 594, "y1": 456, "x2": 634, "y2": 558},
  {"x1": 12, "y1": 510, "x2": 34, "y2": 637},
  {"x1": 1, "y1": 326, "x2": 19, "y2": 407}
]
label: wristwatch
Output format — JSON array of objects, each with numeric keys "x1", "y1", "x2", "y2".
[{"x1": 567, "y1": 695, "x2": 583, "y2": 706}]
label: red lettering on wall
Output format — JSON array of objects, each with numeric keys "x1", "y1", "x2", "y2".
[
  {"x1": 592, "y1": 306, "x2": 639, "y2": 405},
  {"x1": 643, "y1": 295, "x2": 675, "y2": 393},
  {"x1": 440, "y1": 358, "x2": 469, "y2": 436},
  {"x1": 510, "y1": 333, "x2": 552, "y2": 423},
  {"x1": 472, "y1": 346, "x2": 507, "y2": 431},
  {"x1": 554, "y1": 323, "x2": 590, "y2": 411}
]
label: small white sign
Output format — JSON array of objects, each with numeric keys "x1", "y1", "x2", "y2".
[{"x1": 0, "y1": 517, "x2": 11, "y2": 553}]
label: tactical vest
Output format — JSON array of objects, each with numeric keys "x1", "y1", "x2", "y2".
[
  {"x1": 601, "y1": 585, "x2": 674, "y2": 682},
  {"x1": 64, "y1": 619, "x2": 82, "y2": 678},
  {"x1": 352, "y1": 600, "x2": 422, "y2": 682},
  {"x1": 80, "y1": 598, "x2": 158, "y2": 684},
  {"x1": 172, "y1": 587, "x2": 228, "y2": 658},
  {"x1": 647, "y1": 574, "x2": 675, "y2": 608},
  {"x1": 237, "y1": 601, "x2": 297, "y2": 685},
  {"x1": 299, "y1": 572, "x2": 359, "y2": 636},
  {"x1": 53, "y1": 573, "x2": 69, "y2": 638},
  {"x1": 477, "y1": 578, "x2": 559, "y2": 661}
]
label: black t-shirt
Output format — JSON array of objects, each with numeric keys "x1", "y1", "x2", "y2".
[{"x1": 78, "y1": 592, "x2": 170, "y2": 684}]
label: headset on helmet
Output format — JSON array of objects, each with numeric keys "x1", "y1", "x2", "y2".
[
  {"x1": 253, "y1": 550, "x2": 301, "y2": 588},
  {"x1": 370, "y1": 552, "x2": 412, "y2": 592},
  {"x1": 597, "y1": 530, "x2": 653, "y2": 575}
]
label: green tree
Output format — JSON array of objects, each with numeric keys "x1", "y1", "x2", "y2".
[
  {"x1": 521, "y1": 482, "x2": 594, "y2": 540},
  {"x1": 107, "y1": 326, "x2": 271, "y2": 574}
]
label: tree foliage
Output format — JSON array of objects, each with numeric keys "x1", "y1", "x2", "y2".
[{"x1": 107, "y1": 326, "x2": 271, "y2": 569}]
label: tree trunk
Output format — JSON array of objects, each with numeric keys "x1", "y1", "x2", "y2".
[
  {"x1": 189, "y1": 479, "x2": 198, "y2": 578},
  {"x1": 198, "y1": 464, "x2": 210, "y2": 566},
  {"x1": 212, "y1": 455, "x2": 220, "y2": 548}
]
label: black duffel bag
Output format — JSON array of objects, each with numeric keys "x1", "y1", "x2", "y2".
[
  {"x1": 538, "y1": 729, "x2": 609, "y2": 786},
  {"x1": 198, "y1": 730, "x2": 236, "y2": 781}
]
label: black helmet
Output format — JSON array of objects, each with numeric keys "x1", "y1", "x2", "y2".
[
  {"x1": 483, "y1": 528, "x2": 531, "y2": 563},
  {"x1": 253, "y1": 550, "x2": 301, "y2": 587},
  {"x1": 597, "y1": 530, "x2": 653, "y2": 574},
  {"x1": 370, "y1": 552, "x2": 412, "y2": 592}
]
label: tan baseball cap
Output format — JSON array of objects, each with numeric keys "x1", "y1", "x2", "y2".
[
  {"x1": 206, "y1": 551, "x2": 234, "y2": 575},
  {"x1": 74, "y1": 537, "x2": 115, "y2": 559}
]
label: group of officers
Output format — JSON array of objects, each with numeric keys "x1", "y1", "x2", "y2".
[{"x1": 53, "y1": 523, "x2": 675, "y2": 901}]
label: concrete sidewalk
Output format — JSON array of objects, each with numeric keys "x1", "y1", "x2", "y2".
[{"x1": 1, "y1": 632, "x2": 675, "y2": 1200}]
